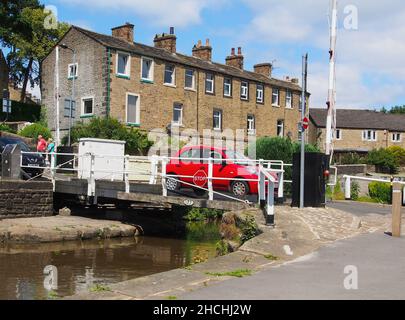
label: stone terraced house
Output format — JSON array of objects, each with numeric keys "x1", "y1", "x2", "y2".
[
  {"x1": 41, "y1": 23, "x2": 307, "y2": 143},
  {"x1": 309, "y1": 108, "x2": 405, "y2": 155}
]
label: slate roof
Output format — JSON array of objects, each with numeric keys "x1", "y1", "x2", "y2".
[
  {"x1": 310, "y1": 108, "x2": 405, "y2": 132},
  {"x1": 71, "y1": 26, "x2": 302, "y2": 92}
]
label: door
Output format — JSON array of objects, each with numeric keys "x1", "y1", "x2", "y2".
[
  {"x1": 201, "y1": 148, "x2": 232, "y2": 190},
  {"x1": 178, "y1": 147, "x2": 203, "y2": 186}
]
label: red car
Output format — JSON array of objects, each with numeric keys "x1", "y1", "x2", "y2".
[{"x1": 165, "y1": 145, "x2": 278, "y2": 198}]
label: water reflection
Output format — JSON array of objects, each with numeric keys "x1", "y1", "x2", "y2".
[{"x1": 0, "y1": 222, "x2": 220, "y2": 300}]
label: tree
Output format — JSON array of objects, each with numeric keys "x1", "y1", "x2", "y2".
[
  {"x1": 389, "y1": 105, "x2": 405, "y2": 114},
  {"x1": 0, "y1": 2, "x2": 69, "y2": 102}
]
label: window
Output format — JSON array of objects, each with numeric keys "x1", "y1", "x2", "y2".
[
  {"x1": 334, "y1": 129, "x2": 342, "y2": 140},
  {"x1": 180, "y1": 148, "x2": 201, "y2": 164},
  {"x1": 172, "y1": 103, "x2": 183, "y2": 126},
  {"x1": 213, "y1": 109, "x2": 222, "y2": 130},
  {"x1": 126, "y1": 93, "x2": 140, "y2": 125},
  {"x1": 256, "y1": 84, "x2": 264, "y2": 103},
  {"x1": 362, "y1": 130, "x2": 377, "y2": 141},
  {"x1": 299, "y1": 94, "x2": 302, "y2": 111},
  {"x1": 164, "y1": 64, "x2": 175, "y2": 85},
  {"x1": 202, "y1": 148, "x2": 223, "y2": 164},
  {"x1": 64, "y1": 99, "x2": 76, "y2": 118},
  {"x1": 223, "y1": 78, "x2": 232, "y2": 97},
  {"x1": 205, "y1": 73, "x2": 214, "y2": 94},
  {"x1": 247, "y1": 115, "x2": 256, "y2": 135},
  {"x1": 241, "y1": 81, "x2": 249, "y2": 100},
  {"x1": 68, "y1": 63, "x2": 78, "y2": 79},
  {"x1": 116, "y1": 52, "x2": 130, "y2": 77},
  {"x1": 272, "y1": 88, "x2": 279, "y2": 106},
  {"x1": 185, "y1": 69, "x2": 195, "y2": 89},
  {"x1": 81, "y1": 97, "x2": 94, "y2": 116},
  {"x1": 277, "y1": 120, "x2": 284, "y2": 137},
  {"x1": 392, "y1": 133, "x2": 402, "y2": 142},
  {"x1": 141, "y1": 57, "x2": 154, "y2": 81},
  {"x1": 286, "y1": 90, "x2": 292, "y2": 108}
]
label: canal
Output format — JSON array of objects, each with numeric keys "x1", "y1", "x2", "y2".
[{"x1": 0, "y1": 220, "x2": 221, "y2": 300}]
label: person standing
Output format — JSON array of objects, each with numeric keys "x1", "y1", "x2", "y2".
[
  {"x1": 46, "y1": 138, "x2": 55, "y2": 166},
  {"x1": 36, "y1": 135, "x2": 47, "y2": 153}
]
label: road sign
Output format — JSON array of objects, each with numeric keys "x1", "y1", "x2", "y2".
[
  {"x1": 193, "y1": 170, "x2": 208, "y2": 187},
  {"x1": 302, "y1": 117, "x2": 309, "y2": 130}
]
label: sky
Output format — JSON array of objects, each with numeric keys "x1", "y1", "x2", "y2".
[{"x1": 22, "y1": 0, "x2": 405, "y2": 109}]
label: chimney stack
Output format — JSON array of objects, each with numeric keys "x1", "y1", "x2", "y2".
[
  {"x1": 192, "y1": 38, "x2": 212, "y2": 61},
  {"x1": 253, "y1": 63, "x2": 272, "y2": 78},
  {"x1": 111, "y1": 22, "x2": 134, "y2": 44},
  {"x1": 225, "y1": 47, "x2": 244, "y2": 69},
  {"x1": 154, "y1": 27, "x2": 177, "y2": 53}
]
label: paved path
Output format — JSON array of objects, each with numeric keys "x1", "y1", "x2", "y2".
[
  {"x1": 326, "y1": 200, "x2": 394, "y2": 216},
  {"x1": 179, "y1": 232, "x2": 405, "y2": 300}
]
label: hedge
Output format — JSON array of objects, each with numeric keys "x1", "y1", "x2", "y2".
[
  {"x1": 0, "y1": 101, "x2": 41, "y2": 122},
  {"x1": 368, "y1": 181, "x2": 392, "y2": 204}
]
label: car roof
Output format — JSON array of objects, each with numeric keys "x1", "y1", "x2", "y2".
[{"x1": 181, "y1": 145, "x2": 226, "y2": 152}]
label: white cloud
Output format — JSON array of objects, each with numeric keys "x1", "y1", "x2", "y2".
[
  {"x1": 240, "y1": 0, "x2": 405, "y2": 109},
  {"x1": 58, "y1": 0, "x2": 227, "y2": 27}
]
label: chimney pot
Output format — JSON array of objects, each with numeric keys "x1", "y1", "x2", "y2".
[
  {"x1": 206, "y1": 39, "x2": 210, "y2": 46},
  {"x1": 238, "y1": 47, "x2": 242, "y2": 55},
  {"x1": 231, "y1": 48, "x2": 235, "y2": 55},
  {"x1": 197, "y1": 40, "x2": 202, "y2": 48},
  {"x1": 170, "y1": 27, "x2": 175, "y2": 35},
  {"x1": 192, "y1": 39, "x2": 212, "y2": 61},
  {"x1": 226, "y1": 47, "x2": 244, "y2": 69}
]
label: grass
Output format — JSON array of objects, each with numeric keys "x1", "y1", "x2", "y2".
[
  {"x1": 205, "y1": 269, "x2": 252, "y2": 278},
  {"x1": 166, "y1": 296, "x2": 177, "y2": 300},
  {"x1": 47, "y1": 290, "x2": 59, "y2": 300},
  {"x1": 356, "y1": 196, "x2": 383, "y2": 204},
  {"x1": 89, "y1": 284, "x2": 111, "y2": 293},
  {"x1": 264, "y1": 254, "x2": 279, "y2": 261}
]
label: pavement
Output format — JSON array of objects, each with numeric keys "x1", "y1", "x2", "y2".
[
  {"x1": 178, "y1": 232, "x2": 405, "y2": 300},
  {"x1": 326, "y1": 200, "x2": 395, "y2": 217}
]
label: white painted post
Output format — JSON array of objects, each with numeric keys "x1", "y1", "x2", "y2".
[
  {"x1": 50, "y1": 152, "x2": 56, "y2": 191},
  {"x1": 402, "y1": 185, "x2": 405, "y2": 206},
  {"x1": 87, "y1": 153, "x2": 96, "y2": 200},
  {"x1": 277, "y1": 170, "x2": 284, "y2": 200},
  {"x1": 124, "y1": 155, "x2": 130, "y2": 193},
  {"x1": 149, "y1": 155, "x2": 158, "y2": 184},
  {"x1": 162, "y1": 157, "x2": 167, "y2": 197},
  {"x1": 208, "y1": 157, "x2": 214, "y2": 201},
  {"x1": 259, "y1": 166, "x2": 265, "y2": 205},
  {"x1": 258, "y1": 159, "x2": 264, "y2": 204},
  {"x1": 267, "y1": 178, "x2": 275, "y2": 225},
  {"x1": 345, "y1": 175, "x2": 351, "y2": 200}
]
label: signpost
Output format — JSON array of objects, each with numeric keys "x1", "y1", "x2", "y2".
[{"x1": 299, "y1": 54, "x2": 308, "y2": 209}]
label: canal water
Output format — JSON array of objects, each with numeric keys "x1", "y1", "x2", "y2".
[{"x1": 0, "y1": 221, "x2": 221, "y2": 300}]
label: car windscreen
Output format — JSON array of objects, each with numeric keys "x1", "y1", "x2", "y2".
[
  {"x1": 0, "y1": 139, "x2": 31, "y2": 152},
  {"x1": 224, "y1": 150, "x2": 255, "y2": 165}
]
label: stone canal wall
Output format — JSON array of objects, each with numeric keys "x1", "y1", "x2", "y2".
[{"x1": 0, "y1": 180, "x2": 53, "y2": 219}]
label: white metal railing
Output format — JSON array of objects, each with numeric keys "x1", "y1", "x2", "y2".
[
  {"x1": 343, "y1": 174, "x2": 405, "y2": 205},
  {"x1": 20, "y1": 151, "x2": 289, "y2": 213}
]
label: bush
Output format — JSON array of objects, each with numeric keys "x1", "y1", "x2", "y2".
[
  {"x1": 18, "y1": 123, "x2": 52, "y2": 140},
  {"x1": 367, "y1": 148, "x2": 399, "y2": 174},
  {"x1": 292, "y1": 142, "x2": 319, "y2": 153},
  {"x1": 351, "y1": 181, "x2": 360, "y2": 200},
  {"x1": 65, "y1": 117, "x2": 152, "y2": 155},
  {"x1": 368, "y1": 181, "x2": 392, "y2": 204},
  {"x1": 252, "y1": 137, "x2": 293, "y2": 163},
  {"x1": 386, "y1": 146, "x2": 405, "y2": 166},
  {"x1": 0, "y1": 124, "x2": 16, "y2": 134},
  {"x1": 338, "y1": 152, "x2": 366, "y2": 165}
]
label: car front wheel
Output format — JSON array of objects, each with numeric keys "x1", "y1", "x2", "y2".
[{"x1": 230, "y1": 180, "x2": 249, "y2": 198}]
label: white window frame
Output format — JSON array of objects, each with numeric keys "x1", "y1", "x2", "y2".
[
  {"x1": 141, "y1": 57, "x2": 154, "y2": 82},
  {"x1": 223, "y1": 78, "x2": 232, "y2": 97},
  {"x1": 241, "y1": 81, "x2": 249, "y2": 100},
  {"x1": 256, "y1": 84, "x2": 264, "y2": 103},
  {"x1": 272, "y1": 88, "x2": 280, "y2": 106},
  {"x1": 116, "y1": 51, "x2": 131, "y2": 78},
  {"x1": 247, "y1": 115, "x2": 256, "y2": 135},
  {"x1": 125, "y1": 92, "x2": 141, "y2": 125},
  {"x1": 164, "y1": 64, "x2": 176, "y2": 86},
  {"x1": 184, "y1": 69, "x2": 195, "y2": 90},
  {"x1": 68, "y1": 63, "x2": 78, "y2": 79},
  {"x1": 362, "y1": 130, "x2": 377, "y2": 142},
  {"x1": 81, "y1": 96, "x2": 94, "y2": 116},
  {"x1": 277, "y1": 120, "x2": 284, "y2": 137},
  {"x1": 213, "y1": 109, "x2": 222, "y2": 131},
  {"x1": 205, "y1": 73, "x2": 215, "y2": 94},
  {"x1": 172, "y1": 103, "x2": 183, "y2": 126},
  {"x1": 286, "y1": 90, "x2": 292, "y2": 108},
  {"x1": 392, "y1": 132, "x2": 402, "y2": 143}
]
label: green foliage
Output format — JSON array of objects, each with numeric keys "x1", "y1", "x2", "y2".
[
  {"x1": 206, "y1": 269, "x2": 252, "y2": 278},
  {"x1": 183, "y1": 207, "x2": 223, "y2": 221},
  {"x1": 253, "y1": 137, "x2": 293, "y2": 163},
  {"x1": 351, "y1": 181, "x2": 360, "y2": 201},
  {"x1": 292, "y1": 142, "x2": 319, "y2": 153},
  {"x1": 367, "y1": 148, "x2": 399, "y2": 174},
  {"x1": 388, "y1": 105, "x2": 405, "y2": 114},
  {"x1": 264, "y1": 254, "x2": 279, "y2": 261},
  {"x1": 186, "y1": 221, "x2": 221, "y2": 243},
  {"x1": 65, "y1": 117, "x2": 152, "y2": 155},
  {"x1": 386, "y1": 146, "x2": 405, "y2": 166},
  {"x1": 89, "y1": 284, "x2": 111, "y2": 293},
  {"x1": 0, "y1": 101, "x2": 41, "y2": 122},
  {"x1": 0, "y1": 124, "x2": 16, "y2": 133},
  {"x1": 238, "y1": 215, "x2": 260, "y2": 243},
  {"x1": 18, "y1": 122, "x2": 51, "y2": 139},
  {"x1": 215, "y1": 240, "x2": 229, "y2": 256},
  {"x1": 338, "y1": 152, "x2": 366, "y2": 165},
  {"x1": 368, "y1": 182, "x2": 392, "y2": 204}
]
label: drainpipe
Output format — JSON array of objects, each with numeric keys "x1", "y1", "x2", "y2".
[{"x1": 106, "y1": 47, "x2": 111, "y2": 117}]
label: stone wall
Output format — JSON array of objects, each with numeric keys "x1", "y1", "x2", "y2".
[{"x1": 0, "y1": 180, "x2": 53, "y2": 219}]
